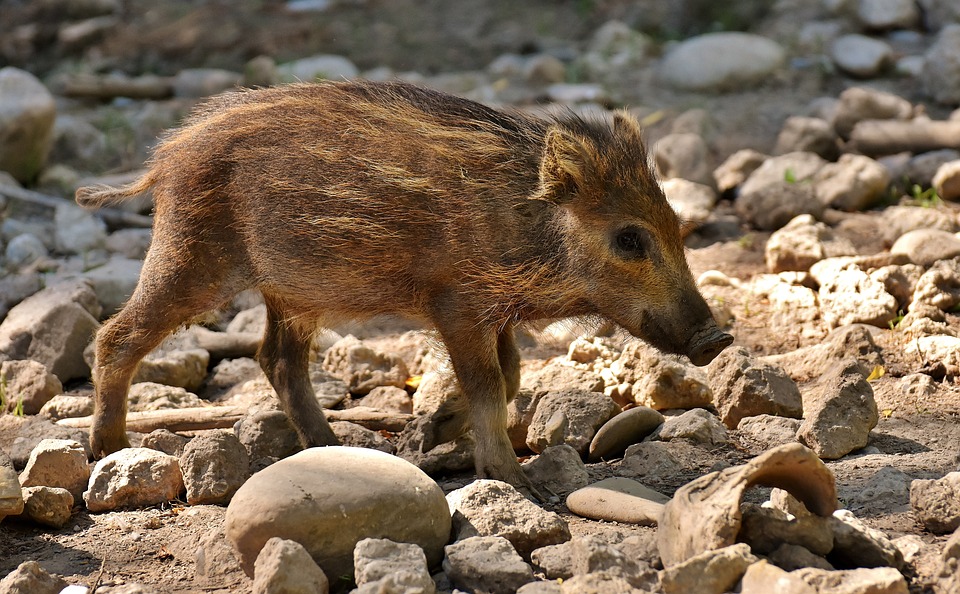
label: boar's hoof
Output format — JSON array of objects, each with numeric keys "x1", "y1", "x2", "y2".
[
  {"x1": 90, "y1": 429, "x2": 132, "y2": 459},
  {"x1": 657, "y1": 443, "x2": 837, "y2": 568},
  {"x1": 687, "y1": 328, "x2": 734, "y2": 366}
]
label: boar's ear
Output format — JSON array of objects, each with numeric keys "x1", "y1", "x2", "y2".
[
  {"x1": 612, "y1": 110, "x2": 645, "y2": 145},
  {"x1": 534, "y1": 127, "x2": 594, "y2": 205}
]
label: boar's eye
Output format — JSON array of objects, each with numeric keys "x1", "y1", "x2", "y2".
[{"x1": 614, "y1": 227, "x2": 647, "y2": 259}]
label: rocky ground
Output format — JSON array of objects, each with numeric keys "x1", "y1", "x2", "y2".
[{"x1": 2, "y1": 0, "x2": 960, "y2": 593}]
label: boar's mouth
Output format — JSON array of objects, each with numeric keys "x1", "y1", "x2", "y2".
[
  {"x1": 685, "y1": 325, "x2": 734, "y2": 366},
  {"x1": 620, "y1": 311, "x2": 733, "y2": 366}
]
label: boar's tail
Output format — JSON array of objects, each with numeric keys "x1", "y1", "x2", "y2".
[{"x1": 75, "y1": 170, "x2": 158, "y2": 209}]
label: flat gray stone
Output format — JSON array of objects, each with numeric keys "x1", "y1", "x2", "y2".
[
  {"x1": 566, "y1": 477, "x2": 668, "y2": 525},
  {"x1": 588, "y1": 407, "x2": 664, "y2": 462}
]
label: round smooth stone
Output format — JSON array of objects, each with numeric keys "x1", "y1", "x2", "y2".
[{"x1": 566, "y1": 477, "x2": 670, "y2": 526}]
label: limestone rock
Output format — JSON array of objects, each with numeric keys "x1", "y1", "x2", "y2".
[
  {"x1": 0, "y1": 465, "x2": 24, "y2": 522},
  {"x1": 814, "y1": 154, "x2": 890, "y2": 211},
  {"x1": 83, "y1": 448, "x2": 184, "y2": 512},
  {"x1": 891, "y1": 229, "x2": 960, "y2": 267},
  {"x1": 611, "y1": 343, "x2": 712, "y2": 410},
  {"x1": 797, "y1": 360, "x2": 879, "y2": 460},
  {"x1": 128, "y1": 382, "x2": 204, "y2": 412},
  {"x1": 525, "y1": 389, "x2": 619, "y2": 456},
  {"x1": 910, "y1": 472, "x2": 960, "y2": 534},
  {"x1": 179, "y1": 431, "x2": 250, "y2": 505},
  {"x1": 322, "y1": 335, "x2": 409, "y2": 395},
  {"x1": 707, "y1": 346, "x2": 803, "y2": 429},
  {"x1": 21, "y1": 485, "x2": 73, "y2": 528},
  {"x1": 447, "y1": 479, "x2": 570, "y2": 558},
  {"x1": 521, "y1": 445, "x2": 589, "y2": 496},
  {"x1": 443, "y1": 536, "x2": 533, "y2": 594},
  {"x1": 830, "y1": 509, "x2": 904, "y2": 569},
  {"x1": 0, "y1": 561, "x2": 67, "y2": 594},
  {"x1": 133, "y1": 349, "x2": 210, "y2": 393},
  {"x1": 775, "y1": 116, "x2": 839, "y2": 159},
  {"x1": 18, "y1": 438, "x2": 89, "y2": 501},
  {"x1": 660, "y1": 543, "x2": 758, "y2": 594},
  {"x1": 740, "y1": 560, "x2": 816, "y2": 594},
  {"x1": 815, "y1": 260, "x2": 898, "y2": 329},
  {"x1": 736, "y1": 415, "x2": 801, "y2": 452},
  {"x1": 833, "y1": 87, "x2": 913, "y2": 139},
  {"x1": 353, "y1": 538, "x2": 435, "y2": 594},
  {"x1": 235, "y1": 410, "x2": 302, "y2": 463},
  {"x1": 252, "y1": 537, "x2": 329, "y2": 594},
  {"x1": 656, "y1": 408, "x2": 730, "y2": 446},
  {"x1": 0, "y1": 359, "x2": 62, "y2": 415},
  {"x1": 655, "y1": 134, "x2": 713, "y2": 186},
  {"x1": 794, "y1": 567, "x2": 908, "y2": 594},
  {"x1": 933, "y1": 159, "x2": 960, "y2": 201}
]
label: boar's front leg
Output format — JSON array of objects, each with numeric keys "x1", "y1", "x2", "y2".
[
  {"x1": 432, "y1": 311, "x2": 541, "y2": 500},
  {"x1": 258, "y1": 296, "x2": 339, "y2": 449}
]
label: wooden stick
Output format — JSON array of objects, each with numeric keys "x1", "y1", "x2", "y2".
[
  {"x1": 0, "y1": 184, "x2": 154, "y2": 228},
  {"x1": 57, "y1": 405, "x2": 413, "y2": 433},
  {"x1": 60, "y1": 74, "x2": 174, "y2": 100},
  {"x1": 848, "y1": 119, "x2": 960, "y2": 156}
]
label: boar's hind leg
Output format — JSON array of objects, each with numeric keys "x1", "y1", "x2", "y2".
[
  {"x1": 433, "y1": 315, "x2": 541, "y2": 500},
  {"x1": 257, "y1": 297, "x2": 339, "y2": 449},
  {"x1": 91, "y1": 255, "x2": 236, "y2": 457}
]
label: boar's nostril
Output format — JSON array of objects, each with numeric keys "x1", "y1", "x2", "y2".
[{"x1": 688, "y1": 329, "x2": 734, "y2": 367}]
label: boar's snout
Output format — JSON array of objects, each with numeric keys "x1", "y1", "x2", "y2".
[{"x1": 686, "y1": 324, "x2": 734, "y2": 366}]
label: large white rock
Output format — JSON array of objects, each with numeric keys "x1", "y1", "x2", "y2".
[
  {"x1": 225, "y1": 447, "x2": 450, "y2": 580},
  {"x1": 658, "y1": 33, "x2": 785, "y2": 92},
  {"x1": 83, "y1": 448, "x2": 184, "y2": 512}
]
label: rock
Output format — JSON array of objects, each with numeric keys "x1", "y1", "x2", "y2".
[
  {"x1": 234, "y1": 410, "x2": 302, "y2": 463},
  {"x1": 81, "y1": 257, "x2": 142, "y2": 316},
  {"x1": 903, "y1": 149, "x2": 960, "y2": 188},
  {"x1": 277, "y1": 54, "x2": 358, "y2": 83},
  {"x1": 913, "y1": 264, "x2": 960, "y2": 316},
  {"x1": 588, "y1": 406, "x2": 664, "y2": 462},
  {"x1": 0, "y1": 465, "x2": 24, "y2": 522},
  {"x1": 54, "y1": 203, "x2": 108, "y2": 254},
  {"x1": 127, "y1": 382, "x2": 204, "y2": 412},
  {"x1": 0, "y1": 561, "x2": 67, "y2": 594},
  {"x1": 871, "y1": 263, "x2": 924, "y2": 309},
  {"x1": 0, "y1": 67, "x2": 56, "y2": 183},
  {"x1": 922, "y1": 24, "x2": 960, "y2": 105},
  {"x1": 521, "y1": 445, "x2": 589, "y2": 495},
  {"x1": 857, "y1": 0, "x2": 920, "y2": 29},
  {"x1": 736, "y1": 152, "x2": 828, "y2": 230},
  {"x1": 656, "y1": 408, "x2": 730, "y2": 446},
  {"x1": 851, "y1": 466, "x2": 911, "y2": 513},
  {"x1": 18, "y1": 438, "x2": 89, "y2": 501},
  {"x1": 661, "y1": 178, "x2": 716, "y2": 226},
  {"x1": 713, "y1": 149, "x2": 768, "y2": 194},
  {"x1": 611, "y1": 343, "x2": 712, "y2": 410},
  {"x1": 133, "y1": 349, "x2": 210, "y2": 392},
  {"x1": 516, "y1": 582, "x2": 561, "y2": 594},
  {"x1": 353, "y1": 538, "x2": 435, "y2": 594},
  {"x1": 322, "y1": 335, "x2": 409, "y2": 395},
  {"x1": 21, "y1": 485, "x2": 73, "y2": 528},
  {"x1": 814, "y1": 154, "x2": 890, "y2": 211},
  {"x1": 775, "y1": 116, "x2": 839, "y2": 159},
  {"x1": 660, "y1": 543, "x2": 758, "y2": 594},
  {"x1": 794, "y1": 567, "x2": 908, "y2": 594},
  {"x1": 0, "y1": 360, "x2": 62, "y2": 415},
  {"x1": 140, "y1": 429, "x2": 190, "y2": 457},
  {"x1": 830, "y1": 509, "x2": 904, "y2": 569},
  {"x1": 765, "y1": 215, "x2": 857, "y2": 273},
  {"x1": 83, "y1": 448, "x2": 184, "y2": 512},
  {"x1": 891, "y1": 229, "x2": 960, "y2": 267},
  {"x1": 172, "y1": 68, "x2": 243, "y2": 98},
  {"x1": 179, "y1": 431, "x2": 250, "y2": 505},
  {"x1": 797, "y1": 360, "x2": 878, "y2": 459},
  {"x1": 906, "y1": 335, "x2": 960, "y2": 376},
  {"x1": 225, "y1": 447, "x2": 450, "y2": 579},
  {"x1": 331, "y1": 421, "x2": 395, "y2": 454},
  {"x1": 0, "y1": 415, "x2": 90, "y2": 468},
  {"x1": 707, "y1": 347, "x2": 803, "y2": 429},
  {"x1": 5, "y1": 233, "x2": 48, "y2": 270},
  {"x1": 736, "y1": 415, "x2": 801, "y2": 451},
  {"x1": 443, "y1": 536, "x2": 534, "y2": 594},
  {"x1": 740, "y1": 560, "x2": 816, "y2": 594},
  {"x1": 525, "y1": 389, "x2": 619, "y2": 455},
  {"x1": 763, "y1": 324, "x2": 883, "y2": 383},
  {"x1": 38, "y1": 394, "x2": 93, "y2": 420},
  {"x1": 565, "y1": 477, "x2": 668, "y2": 525},
  {"x1": 933, "y1": 160, "x2": 960, "y2": 201},
  {"x1": 658, "y1": 33, "x2": 786, "y2": 92},
  {"x1": 530, "y1": 542, "x2": 574, "y2": 580},
  {"x1": 105, "y1": 228, "x2": 152, "y2": 259},
  {"x1": 447, "y1": 479, "x2": 570, "y2": 558},
  {"x1": 769, "y1": 543, "x2": 836, "y2": 571},
  {"x1": 569, "y1": 535, "x2": 656, "y2": 589},
  {"x1": 252, "y1": 537, "x2": 329, "y2": 594},
  {"x1": 620, "y1": 441, "x2": 689, "y2": 483},
  {"x1": 830, "y1": 35, "x2": 893, "y2": 78},
  {"x1": 545, "y1": 83, "x2": 609, "y2": 105},
  {"x1": 815, "y1": 261, "x2": 899, "y2": 329},
  {"x1": 933, "y1": 527, "x2": 960, "y2": 593},
  {"x1": 658, "y1": 443, "x2": 837, "y2": 567},
  {"x1": 738, "y1": 503, "x2": 834, "y2": 556},
  {"x1": 910, "y1": 472, "x2": 960, "y2": 534},
  {"x1": 395, "y1": 417, "x2": 475, "y2": 477},
  {"x1": 0, "y1": 280, "x2": 101, "y2": 382},
  {"x1": 833, "y1": 86, "x2": 913, "y2": 139},
  {"x1": 654, "y1": 134, "x2": 713, "y2": 186},
  {"x1": 521, "y1": 361, "x2": 605, "y2": 394},
  {"x1": 361, "y1": 385, "x2": 413, "y2": 414},
  {"x1": 880, "y1": 205, "x2": 958, "y2": 245},
  {"x1": 557, "y1": 573, "x2": 638, "y2": 593}
]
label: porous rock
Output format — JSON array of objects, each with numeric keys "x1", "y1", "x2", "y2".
[
  {"x1": 443, "y1": 536, "x2": 533, "y2": 594},
  {"x1": 794, "y1": 567, "x2": 908, "y2": 594},
  {"x1": 179, "y1": 431, "x2": 250, "y2": 505},
  {"x1": 21, "y1": 485, "x2": 73, "y2": 528},
  {"x1": 447, "y1": 479, "x2": 570, "y2": 558},
  {"x1": 814, "y1": 153, "x2": 890, "y2": 211},
  {"x1": 656, "y1": 408, "x2": 730, "y2": 446},
  {"x1": 764, "y1": 214, "x2": 857, "y2": 273},
  {"x1": 18, "y1": 438, "x2": 89, "y2": 501},
  {"x1": 740, "y1": 560, "x2": 816, "y2": 594},
  {"x1": 910, "y1": 472, "x2": 960, "y2": 534},
  {"x1": 520, "y1": 360, "x2": 605, "y2": 394},
  {"x1": 797, "y1": 360, "x2": 879, "y2": 460},
  {"x1": 763, "y1": 324, "x2": 883, "y2": 383},
  {"x1": 127, "y1": 382, "x2": 204, "y2": 411},
  {"x1": 353, "y1": 538, "x2": 435, "y2": 594},
  {"x1": 565, "y1": 477, "x2": 668, "y2": 525},
  {"x1": 525, "y1": 389, "x2": 619, "y2": 456},
  {"x1": 521, "y1": 444, "x2": 589, "y2": 495},
  {"x1": 234, "y1": 409, "x2": 302, "y2": 463},
  {"x1": 736, "y1": 414, "x2": 801, "y2": 452},
  {"x1": 133, "y1": 349, "x2": 210, "y2": 393},
  {"x1": 738, "y1": 502, "x2": 834, "y2": 556},
  {"x1": 140, "y1": 429, "x2": 190, "y2": 457},
  {"x1": 530, "y1": 542, "x2": 573, "y2": 580},
  {"x1": 83, "y1": 448, "x2": 184, "y2": 512},
  {"x1": 707, "y1": 346, "x2": 803, "y2": 429},
  {"x1": 0, "y1": 360, "x2": 62, "y2": 415},
  {"x1": 660, "y1": 543, "x2": 758, "y2": 594},
  {"x1": 0, "y1": 465, "x2": 24, "y2": 522},
  {"x1": 38, "y1": 394, "x2": 93, "y2": 421},
  {"x1": 0, "y1": 280, "x2": 101, "y2": 382},
  {"x1": 225, "y1": 447, "x2": 450, "y2": 579},
  {"x1": 911, "y1": 258, "x2": 960, "y2": 311},
  {"x1": 830, "y1": 509, "x2": 904, "y2": 569},
  {"x1": 569, "y1": 535, "x2": 656, "y2": 589},
  {"x1": 611, "y1": 343, "x2": 712, "y2": 410},
  {"x1": 322, "y1": 335, "x2": 409, "y2": 395},
  {"x1": 815, "y1": 261, "x2": 899, "y2": 329},
  {"x1": 713, "y1": 148, "x2": 768, "y2": 194},
  {"x1": 331, "y1": 420, "x2": 395, "y2": 454},
  {"x1": 252, "y1": 537, "x2": 329, "y2": 594},
  {"x1": 0, "y1": 561, "x2": 67, "y2": 594}
]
